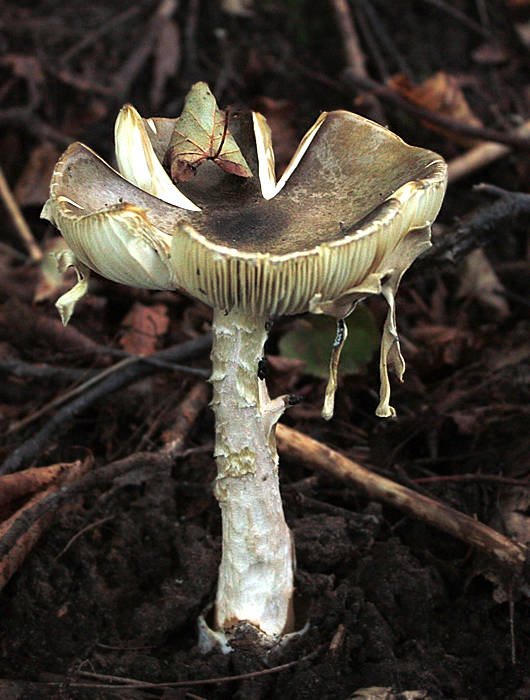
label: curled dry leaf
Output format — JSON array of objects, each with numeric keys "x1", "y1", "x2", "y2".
[
  {"x1": 389, "y1": 71, "x2": 483, "y2": 146},
  {"x1": 165, "y1": 81, "x2": 253, "y2": 183},
  {"x1": 458, "y1": 248, "x2": 510, "y2": 319}
]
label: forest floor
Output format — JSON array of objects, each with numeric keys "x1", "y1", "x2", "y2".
[{"x1": 0, "y1": 1, "x2": 529, "y2": 698}]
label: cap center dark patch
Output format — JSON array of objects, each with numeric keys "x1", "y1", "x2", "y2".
[{"x1": 207, "y1": 202, "x2": 290, "y2": 252}]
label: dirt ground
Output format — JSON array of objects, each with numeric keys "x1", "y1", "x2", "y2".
[{"x1": 0, "y1": 1, "x2": 529, "y2": 698}]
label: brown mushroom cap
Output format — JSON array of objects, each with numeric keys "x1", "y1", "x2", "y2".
[{"x1": 43, "y1": 107, "x2": 446, "y2": 318}]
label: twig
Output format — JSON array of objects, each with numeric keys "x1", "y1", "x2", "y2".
[
  {"x1": 360, "y1": 0, "x2": 412, "y2": 79},
  {"x1": 276, "y1": 424, "x2": 527, "y2": 574},
  {"x1": 0, "y1": 334, "x2": 212, "y2": 476},
  {"x1": 330, "y1": 0, "x2": 367, "y2": 74},
  {"x1": 52, "y1": 516, "x2": 113, "y2": 562},
  {"x1": 0, "y1": 109, "x2": 71, "y2": 147},
  {"x1": 183, "y1": 0, "x2": 201, "y2": 81},
  {"x1": 162, "y1": 381, "x2": 210, "y2": 458},
  {"x1": 421, "y1": 187, "x2": 530, "y2": 271},
  {"x1": 413, "y1": 474, "x2": 529, "y2": 487},
  {"x1": 353, "y1": 1, "x2": 388, "y2": 80},
  {"x1": 0, "y1": 451, "x2": 174, "y2": 596},
  {"x1": 0, "y1": 164, "x2": 42, "y2": 262},
  {"x1": 447, "y1": 120, "x2": 530, "y2": 183},
  {"x1": 61, "y1": 5, "x2": 141, "y2": 62},
  {"x1": 0, "y1": 457, "x2": 93, "y2": 590},
  {"x1": 0, "y1": 461, "x2": 77, "y2": 507},
  {"x1": 0, "y1": 358, "x2": 95, "y2": 384},
  {"x1": 54, "y1": 647, "x2": 322, "y2": 689},
  {"x1": 7, "y1": 357, "x2": 135, "y2": 434},
  {"x1": 112, "y1": 0, "x2": 178, "y2": 100},
  {"x1": 329, "y1": 0, "x2": 385, "y2": 123},
  {"x1": 342, "y1": 71, "x2": 530, "y2": 150},
  {"x1": 420, "y1": 0, "x2": 491, "y2": 38},
  {"x1": 7, "y1": 356, "x2": 208, "y2": 436}
]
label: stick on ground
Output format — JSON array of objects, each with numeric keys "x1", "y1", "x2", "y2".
[
  {"x1": 447, "y1": 119, "x2": 530, "y2": 183},
  {"x1": 0, "y1": 164, "x2": 42, "y2": 262},
  {"x1": 276, "y1": 423, "x2": 527, "y2": 575}
]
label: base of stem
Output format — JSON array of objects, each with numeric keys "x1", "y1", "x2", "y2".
[{"x1": 198, "y1": 609, "x2": 309, "y2": 655}]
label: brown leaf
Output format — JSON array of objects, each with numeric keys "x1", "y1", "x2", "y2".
[
  {"x1": 165, "y1": 82, "x2": 253, "y2": 183},
  {"x1": 389, "y1": 72, "x2": 483, "y2": 146},
  {"x1": 267, "y1": 355, "x2": 307, "y2": 374},
  {"x1": 119, "y1": 302, "x2": 169, "y2": 356},
  {"x1": 14, "y1": 142, "x2": 60, "y2": 207},
  {"x1": 458, "y1": 248, "x2": 510, "y2": 319}
]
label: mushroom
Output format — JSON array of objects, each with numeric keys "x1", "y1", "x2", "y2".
[{"x1": 42, "y1": 82, "x2": 447, "y2": 647}]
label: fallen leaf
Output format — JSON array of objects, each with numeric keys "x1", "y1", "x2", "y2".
[
  {"x1": 279, "y1": 307, "x2": 378, "y2": 380},
  {"x1": 14, "y1": 142, "x2": 60, "y2": 207},
  {"x1": 165, "y1": 81, "x2": 253, "y2": 182},
  {"x1": 389, "y1": 71, "x2": 483, "y2": 146},
  {"x1": 266, "y1": 355, "x2": 307, "y2": 374},
  {"x1": 458, "y1": 248, "x2": 510, "y2": 319},
  {"x1": 119, "y1": 302, "x2": 169, "y2": 355},
  {"x1": 410, "y1": 324, "x2": 475, "y2": 365}
]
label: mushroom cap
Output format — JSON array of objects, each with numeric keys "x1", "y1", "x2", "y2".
[{"x1": 42, "y1": 96, "x2": 446, "y2": 318}]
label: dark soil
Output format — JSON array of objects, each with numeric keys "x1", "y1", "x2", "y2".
[{"x1": 0, "y1": 1, "x2": 529, "y2": 699}]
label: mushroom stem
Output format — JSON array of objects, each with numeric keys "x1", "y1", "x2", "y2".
[{"x1": 210, "y1": 307, "x2": 294, "y2": 637}]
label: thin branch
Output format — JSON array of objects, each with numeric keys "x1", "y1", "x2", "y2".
[
  {"x1": 61, "y1": 5, "x2": 141, "y2": 62},
  {"x1": 360, "y1": 0, "x2": 413, "y2": 78},
  {"x1": 420, "y1": 0, "x2": 491, "y2": 38},
  {"x1": 0, "y1": 164, "x2": 42, "y2": 262},
  {"x1": 342, "y1": 71, "x2": 530, "y2": 150},
  {"x1": 447, "y1": 120, "x2": 530, "y2": 183},
  {"x1": 53, "y1": 647, "x2": 323, "y2": 689},
  {"x1": 52, "y1": 516, "x2": 113, "y2": 562},
  {"x1": 422, "y1": 187, "x2": 530, "y2": 271},
  {"x1": 329, "y1": 0, "x2": 367, "y2": 74},
  {"x1": 0, "y1": 334, "x2": 212, "y2": 476},
  {"x1": 6, "y1": 356, "x2": 208, "y2": 436},
  {"x1": 0, "y1": 358, "x2": 93, "y2": 384},
  {"x1": 413, "y1": 474, "x2": 529, "y2": 487},
  {"x1": 161, "y1": 381, "x2": 210, "y2": 459},
  {"x1": 112, "y1": 0, "x2": 178, "y2": 100},
  {"x1": 276, "y1": 424, "x2": 527, "y2": 575},
  {"x1": 329, "y1": 0, "x2": 385, "y2": 123}
]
